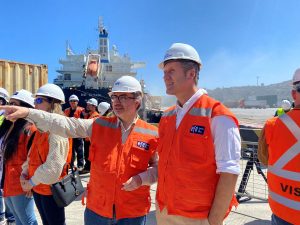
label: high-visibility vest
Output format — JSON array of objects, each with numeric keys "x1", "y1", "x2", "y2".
[
  {"x1": 0, "y1": 115, "x2": 4, "y2": 126},
  {"x1": 157, "y1": 94, "x2": 239, "y2": 219},
  {"x1": 276, "y1": 108, "x2": 285, "y2": 117},
  {"x1": 28, "y1": 131, "x2": 72, "y2": 195},
  {"x1": 86, "y1": 116, "x2": 158, "y2": 219},
  {"x1": 265, "y1": 109, "x2": 300, "y2": 224},
  {"x1": 3, "y1": 124, "x2": 36, "y2": 197},
  {"x1": 64, "y1": 106, "x2": 84, "y2": 118}
]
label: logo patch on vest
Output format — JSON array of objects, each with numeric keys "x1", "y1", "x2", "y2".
[
  {"x1": 190, "y1": 125, "x2": 205, "y2": 135},
  {"x1": 137, "y1": 141, "x2": 149, "y2": 150}
]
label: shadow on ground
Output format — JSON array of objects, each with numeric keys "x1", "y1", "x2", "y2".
[{"x1": 146, "y1": 210, "x2": 157, "y2": 225}]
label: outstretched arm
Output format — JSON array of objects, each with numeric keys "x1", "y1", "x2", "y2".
[{"x1": 0, "y1": 106, "x2": 94, "y2": 138}]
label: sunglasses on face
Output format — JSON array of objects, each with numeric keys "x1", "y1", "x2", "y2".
[
  {"x1": 34, "y1": 97, "x2": 51, "y2": 105},
  {"x1": 110, "y1": 94, "x2": 135, "y2": 103},
  {"x1": 69, "y1": 100, "x2": 78, "y2": 103},
  {"x1": 9, "y1": 102, "x2": 20, "y2": 106}
]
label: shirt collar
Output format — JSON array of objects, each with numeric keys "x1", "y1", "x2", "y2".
[
  {"x1": 117, "y1": 115, "x2": 139, "y2": 132},
  {"x1": 175, "y1": 88, "x2": 207, "y2": 113}
]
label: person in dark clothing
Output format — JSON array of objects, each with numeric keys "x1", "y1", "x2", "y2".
[{"x1": 64, "y1": 95, "x2": 85, "y2": 170}]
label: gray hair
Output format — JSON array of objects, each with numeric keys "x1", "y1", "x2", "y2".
[{"x1": 133, "y1": 92, "x2": 143, "y2": 111}]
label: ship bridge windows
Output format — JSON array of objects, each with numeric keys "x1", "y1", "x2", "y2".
[
  {"x1": 106, "y1": 65, "x2": 112, "y2": 72},
  {"x1": 100, "y1": 39, "x2": 107, "y2": 45},
  {"x1": 64, "y1": 73, "x2": 71, "y2": 80}
]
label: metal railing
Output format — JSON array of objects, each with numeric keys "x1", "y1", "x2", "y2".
[{"x1": 236, "y1": 130, "x2": 268, "y2": 202}]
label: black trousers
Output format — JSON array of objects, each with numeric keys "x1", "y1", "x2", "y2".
[
  {"x1": 84, "y1": 140, "x2": 91, "y2": 171},
  {"x1": 70, "y1": 138, "x2": 84, "y2": 168}
]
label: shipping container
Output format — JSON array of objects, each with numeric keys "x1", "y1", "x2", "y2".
[{"x1": 0, "y1": 59, "x2": 48, "y2": 95}]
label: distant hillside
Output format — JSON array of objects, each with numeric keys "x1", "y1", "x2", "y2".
[
  {"x1": 161, "y1": 80, "x2": 292, "y2": 108},
  {"x1": 207, "y1": 80, "x2": 292, "y2": 104}
]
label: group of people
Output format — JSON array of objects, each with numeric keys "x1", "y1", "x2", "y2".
[
  {"x1": 0, "y1": 43, "x2": 241, "y2": 225},
  {"x1": 64, "y1": 94, "x2": 112, "y2": 174},
  {"x1": 0, "y1": 84, "x2": 113, "y2": 225},
  {"x1": 4, "y1": 42, "x2": 299, "y2": 225}
]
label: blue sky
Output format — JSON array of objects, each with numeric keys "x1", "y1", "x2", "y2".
[{"x1": 1, "y1": 0, "x2": 300, "y2": 96}]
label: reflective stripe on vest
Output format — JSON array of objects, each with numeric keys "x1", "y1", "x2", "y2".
[
  {"x1": 268, "y1": 113, "x2": 300, "y2": 182},
  {"x1": 133, "y1": 127, "x2": 158, "y2": 136},
  {"x1": 269, "y1": 190, "x2": 300, "y2": 210},
  {"x1": 162, "y1": 109, "x2": 176, "y2": 118},
  {"x1": 189, "y1": 107, "x2": 212, "y2": 117},
  {"x1": 95, "y1": 117, "x2": 118, "y2": 129}
]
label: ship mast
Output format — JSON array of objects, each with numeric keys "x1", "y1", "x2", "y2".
[{"x1": 98, "y1": 17, "x2": 110, "y2": 63}]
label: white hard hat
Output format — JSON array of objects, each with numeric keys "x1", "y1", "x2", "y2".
[
  {"x1": 0, "y1": 88, "x2": 9, "y2": 102},
  {"x1": 110, "y1": 76, "x2": 142, "y2": 94},
  {"x1": 282, "y1": 100, "x2": 291, "y2": 111},
  {"x1": 11, "y1": 89, "x2": 35, "y2": 108},
  {"x1": 35, "y1": 83, "x2": 65, "y2": 104},
  {"x1": 158, "y1": 43, "x2": 202, "y2": 69},
  {"x1": 292, "y1": 68, "x2": 300, "y2": 84},
  {"x1": 69, "y1": 94, "x2": 79, "y2": 102},
  {"x1": 98, "y1": 102, "x2": 110, "y2": 115},
  {"x1": 87, "y1": 98, "x2": 98, "y2": 106}
]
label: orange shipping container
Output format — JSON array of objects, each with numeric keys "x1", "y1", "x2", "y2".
[{"x1": 0, "y1": 59, "x2": 48, "y2": 95}]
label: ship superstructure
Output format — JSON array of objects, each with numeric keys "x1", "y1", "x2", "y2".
[{"x1": 54, "y1": 17, "x2": 145, "y2": 93}]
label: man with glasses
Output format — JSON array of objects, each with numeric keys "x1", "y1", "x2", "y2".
[
  {"x1": 258, "y1": 68, "x2": 300, "y2": 225},
  {"x1": 64, "y1": 95, "x2": 85, "y2": 171},
  {"x1": 1, "y1": 76, "x2": 158, "y2": 225}
]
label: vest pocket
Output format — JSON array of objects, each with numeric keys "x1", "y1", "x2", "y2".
[
  {"x1": 174, "y1": 168, "x2": 214, "y2": 206},
  {"x1": 129, "y1": 147, "x2": 150, "y2": 170}
]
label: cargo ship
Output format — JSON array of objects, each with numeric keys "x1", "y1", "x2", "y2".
[{"x1": 53, "y1": 17, "x2": 152, "y2": 114}]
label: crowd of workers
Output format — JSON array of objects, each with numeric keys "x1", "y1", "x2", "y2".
[{"x1": 0, "y1": 42, "x2": 297, "y2": 225}]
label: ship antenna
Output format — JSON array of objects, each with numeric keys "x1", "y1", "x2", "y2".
[{"x1": 98, "y1": 16, "x2": 104, "y2": 33}]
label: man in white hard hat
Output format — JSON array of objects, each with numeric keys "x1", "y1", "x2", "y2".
[
  {"x1": 64, "y1": 94, "x2": 85, "y2": 171},
  {"x1": 156, "y1": 43, "x2": 241, "y2": 225},
  {"x1": 274, "y1": 99, "x2": 291, "y2": 117},
  {"x1": 1, "y1": 76, "x2": 158, "y2": 225},
  {"x1": 81, "y1": 98, "x2": 99, "y2": 174},
  {"x1": 258, "y1": 68, "x2": 300, "y2": 224}
]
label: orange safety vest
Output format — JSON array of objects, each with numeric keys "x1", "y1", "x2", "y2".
[
  {"x1": 28, "y1": 131, "x2": 72, "y2": 195},
  {"x1": 64, "y1": 106, "x2": 84, "y2": 118},
  {"x1": 157, "y1": 94, "x2": 239, "y2": 219},
  {"x1": 87, "y1": 116, "x2": 158, "y2": 219},
  {"x1": 265, "y1": 109, "x2": 300, "y2": 225},
  {"x1": 3, "y1": 124, "x2": 37, "y2": 197},
  {"x1": 84, "y1": 111, "x2": 99, "y2": 142}
]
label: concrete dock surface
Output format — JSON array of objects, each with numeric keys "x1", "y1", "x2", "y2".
[{"x1": 33, "y1": 175, "x2": 272, "y2": 225}]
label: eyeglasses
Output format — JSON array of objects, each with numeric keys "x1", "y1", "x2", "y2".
[
  {"x1": 69, "y1": 100, "x2": 78, "y2": 103},
  {"x1": 110, "y1": 94, "x2": 135, "y2": 103},
  {"x1": 9, "y1": 102, "x2": 19, "y2": 106},
  {"x1": 34, "y1": 97, "x2": 50, "y2": 105}
]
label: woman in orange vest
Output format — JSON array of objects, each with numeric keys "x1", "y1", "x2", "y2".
[
  {"x1": 0, "y1": 90, "x2": 38, "y2": 225},
  {"x1": 1, "y1": 76, "x2": 158, "y2": 225},
  {"x1": 18, "y1": 84, "x2": 70, "y2": 225}
]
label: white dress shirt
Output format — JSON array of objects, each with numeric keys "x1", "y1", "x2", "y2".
[{"x1": 175, "y1": 89, "x2": 241, "y2": 175}]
